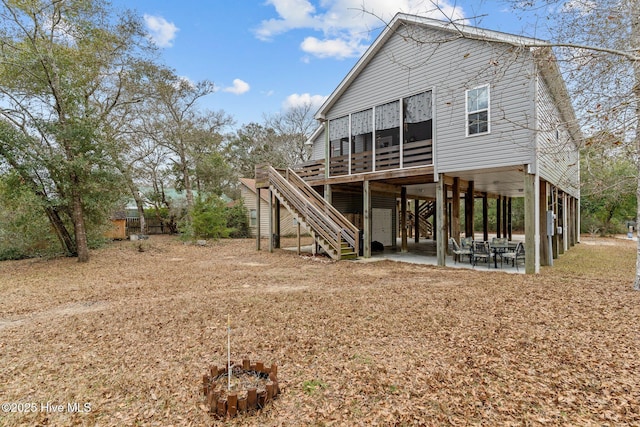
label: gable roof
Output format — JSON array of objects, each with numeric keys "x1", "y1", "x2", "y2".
[
  {"x1": 306, "y1": 124, "x2": 324, "y2": 146},
  {"x1": 314, "y1": 12, "x2": 581, "y2": 143},
  {"x1": 239, "y1": 177, "x2": 269, "y2": 203}
]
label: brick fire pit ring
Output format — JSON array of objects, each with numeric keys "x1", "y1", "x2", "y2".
[{"x1": 202, "y1": 359, "x2": 279, "y2": 419}]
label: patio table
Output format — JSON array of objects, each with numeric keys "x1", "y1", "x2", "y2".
[{"x1": 490, "y1": 242, "x2": 517, "y2": 268}]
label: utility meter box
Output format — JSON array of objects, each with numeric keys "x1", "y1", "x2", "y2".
[{"x1": 546, "y1": 211, "x2": 555, "y2": 236}]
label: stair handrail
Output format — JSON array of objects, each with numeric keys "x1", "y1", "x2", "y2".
[
  {"x1": 408, "y1": 204, "x2": 434, "y2": 236},
  {"x1": 267, "y1": 167, "x2": 357, "y2": 258},
  {"x1": 285, "y1": 168, "x2": 359, "y2": 253},
  {"x1": 268, "y1": 168, "x2": 339, "y2": 249},
  {"x1": 265, "y1": 166, "x2": 359, "y2": 258},
  {"x1": 419, "y1": 200, "x2": 435, "y2": 216},
  {"x1": 256, "y1": 164, "x2": 360, "y2": 259}
]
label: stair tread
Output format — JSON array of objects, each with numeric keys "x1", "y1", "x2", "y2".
[{"x1": 268, "y1": 168, "x2": 358, "y2": 261}]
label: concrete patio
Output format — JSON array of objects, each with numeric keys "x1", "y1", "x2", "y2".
[{"x1": 284, "y1": 237, "x2": 525, "y2": 274}]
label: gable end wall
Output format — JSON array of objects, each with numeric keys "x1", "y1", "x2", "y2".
[
  {"x1": 311, "y1": 126, "x2": 326, "y2": 161},
  {"x1": 315, "y1": 25, "x2": 537, "y2": 173},
  {"x1": 536, "y1": 74, "x2": 580, "y2": 198}
]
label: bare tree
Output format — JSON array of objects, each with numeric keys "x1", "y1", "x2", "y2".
[
  {"x1": 139, "y1": 145, "x2": 178, "y2": 233},
  {"x1": 227, "y1": 122, "x2": 288, "y2": 178},
  {"x1": 264, "y1": 101, "x2": 317, "y2": 165},
  {"x1": 111, "y1": 129, "x2": 157, "y2": 236},
  {"x1": 141, "y1": 67, "x2": 233, "y2": 212},
  {"x1": 495, "y1": 0, "x2": 640, "y2": 287}
]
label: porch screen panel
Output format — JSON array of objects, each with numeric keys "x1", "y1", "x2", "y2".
[
  {"x1": 375, "y1": 100, "x2": 400, "y2": 170},
  {"x1": 329, "y1": 116, "x2": 349, "y2": 176},
  {"x1": 403, "y1": 91, "x2": 433, "y2": 167},
  {"x1": 351, "y1": 108, "x2": 373, "y2": 173}
]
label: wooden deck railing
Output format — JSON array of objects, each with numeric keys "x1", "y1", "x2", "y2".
[
  {"x1": 259, "y1": 165, "x2": 359, "y2": 259},
  {"x1": 316, "y1": 139, "x2": 433, "y2": 178},
  {"x1": 350, "y1": 151, "x2": 373, "y2": 174},
  {"x1": 285, "y1": 168, "x2": 359, "y2": 253},
  {"x1": 292, "y1": 159, "x2": 325, "y2": 181},
  {"x1": 403, "y1": 139, "x2": 433, "y2": 168},
  {"x1": 375, "y1": 144, "x2": 401, "y2": 171}
]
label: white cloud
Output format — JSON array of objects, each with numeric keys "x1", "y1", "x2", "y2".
[
  {"x1": 255, "y1": 0, "x2": 317, "y2": 40},
  {"x1": 301, "y1": 36, "x2": 367, "y2": 59},
  {"x1": 223, "y1": 79, "x2": 250, "y2": 95},
  {"x1": 300, "y1": 37, "x2": 369, "y2": 59},
  {"x1": 256, "y1": 0, "x2": 467, "y2": 59},
  {"x1": 144, "y1": 14, "x2": 179, "y2": 48},
  {"x1": 283, "y1": 93, "x2": 327, "y2": 110}
]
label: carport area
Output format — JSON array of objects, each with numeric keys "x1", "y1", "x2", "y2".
[
  {"x1": 358, "y1": 238, "x2": 526, "y2": 274},
  {"x1": 284, "y1": 237, "x2": 526, "y2": 273}
]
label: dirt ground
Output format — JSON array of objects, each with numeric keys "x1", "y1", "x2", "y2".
[{"x1": 0, "y1": 235, "x2": 639, "y2": 426}]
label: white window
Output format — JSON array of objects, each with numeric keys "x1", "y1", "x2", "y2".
[
  {"x1": 466, "y1": 85, "x2": 490, "y2": 136},
  {"x1": 249, "y1": 209, "x2": 257, "y2": 226}
]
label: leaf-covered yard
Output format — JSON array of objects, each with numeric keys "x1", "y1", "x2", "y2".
[{"x1": 0, "y1": 236, "x2": 638, "y2": 426}]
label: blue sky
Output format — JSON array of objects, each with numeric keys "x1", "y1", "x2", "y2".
[{"x1": 110, "y1": 0, "x2": 541, "y2": 129}]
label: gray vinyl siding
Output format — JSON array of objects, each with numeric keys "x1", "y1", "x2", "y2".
[
  {"x1": 536, "y1": 75, "x2": 580, "y2": 198},
  {"x1": 240, "y1": 185, "x2": 270, "y2": 238},
  {"x1": 332, "y1": 192, "x2": 362, "y2": 214},
  {"x1": 324, "y1": 24, "x2": 536, "y2": 173},
  {"x1": 240, "y1": 184, "x2": 305, "y2": 238},
  {"x1": 311, "y1": 126, "x2": 326, "y2": 161},
  {"x1": 331, "y1": 192, "x2": 397, "y2": 243}
]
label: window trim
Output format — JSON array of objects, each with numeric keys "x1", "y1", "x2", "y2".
[
  {"x1": 465, "y1": 84, "x2": 490, "y2": 137},
  {"x1": 249, "y1": 209, "x2": 257, "y2": 227}
]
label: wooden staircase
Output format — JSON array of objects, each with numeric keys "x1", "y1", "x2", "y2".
[
  {"x1": 407, "y1": 201, "x2": 435, "y2": 237},
  {"x1": 257, "y1": 165, "x2": 359, "y2": 260}
]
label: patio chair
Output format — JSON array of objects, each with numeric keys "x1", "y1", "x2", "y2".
[
  {"x1": 449, "y1": 238, "x2": 472, "y2": 264},
  {"x1": 501, "y1": 242, "x2": 525, "y2": 271},
  {"x1": 472, "y1": 240, "x2": 491, "y2": 267},
  {"x1": 461, "y1": 237, "x2": 473, "y2": 250}
]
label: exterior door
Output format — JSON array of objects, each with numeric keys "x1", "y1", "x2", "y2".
[{"x1": 372, "y1": 208, "x2": 393, "y2": 246}]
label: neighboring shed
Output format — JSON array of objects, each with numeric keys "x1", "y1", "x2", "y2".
[
  {"x1": 239, "y1": 178, "x2": 306, "y2": 238},
  {"x1": 105, "y1": 211, "x2": 127, "y2": 240}
]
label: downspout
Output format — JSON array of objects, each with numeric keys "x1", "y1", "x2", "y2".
[
  {"x1": 324, "y1": 120, "x2": 329, "y2": 180},
  {"x1": 432, "y1": 86, "x2": 438, "y2": 181},
  {"x1": 533, "y1": 169, "x2": 546, "y2": 274},
  {"x1": 372, "y1": 106, "x2": 376, "y2": 172},
  {"x1": 532, "y1": 60, "x2": 541, "y2": 273},
  {"x1": 399, "y1": 97, "x2": 404, "y2": 169},
  {"x1": 348, "y1": 114, "x2": 352, "y2": 174}
]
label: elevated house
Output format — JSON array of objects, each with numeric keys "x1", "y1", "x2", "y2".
[{"x1": 255, "y1": 13, "x2": 580, "y2": 273}]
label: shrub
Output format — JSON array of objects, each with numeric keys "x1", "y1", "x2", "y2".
[
  {"x1": 0, "y1": 174, "x2": 61, "y2": 260},
  {"x1": 186, "y1": 196, "x2": 231, "y2": 240},
  {"x1": 226, "y1": 202, "x2": 250, "y2": 238}
]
